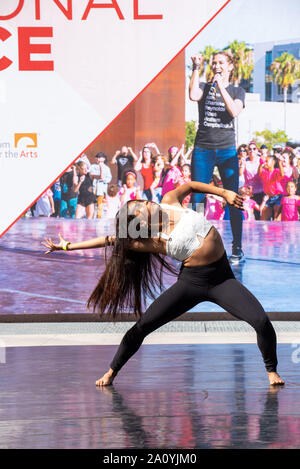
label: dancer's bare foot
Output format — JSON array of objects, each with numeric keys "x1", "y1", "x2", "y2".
[
  {"x1": 267, "y1": 372, "x2": 285, "y2": 386},
  {"x1": 95, "y1": 368, "x2": 117, "y2": 386}
]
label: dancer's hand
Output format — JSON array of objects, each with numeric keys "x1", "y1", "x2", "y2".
[
  {"x1": 224, "y1": 190, "x2": 244, "y2": 209},
  {"x1": 41, "y1": 233, "x2": 68, "y2": 254}
]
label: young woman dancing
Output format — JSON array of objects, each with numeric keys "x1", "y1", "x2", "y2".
[{"x1": 42, "y1": 181, "x2": 284, "y2": 387}]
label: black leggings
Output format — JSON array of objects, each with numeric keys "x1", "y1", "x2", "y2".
[{"x1": 110, "y1": 252, "x2": 278, "y2": 373}]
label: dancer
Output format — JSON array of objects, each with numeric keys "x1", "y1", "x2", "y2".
[
  {"x1": 189, "y1": 51, "x2": 245, "y2": 264},
  {"x1": 43, "y1": 181, "x2": 284, "y2": 388}
]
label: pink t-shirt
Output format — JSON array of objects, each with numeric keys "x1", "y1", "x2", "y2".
[
  {"x1": 177, "y1": 176, "x2": 191, "y2": 206},
  {"x1": 119, "y1": 186, "x2": 138, "y2": 206},
  {"x1": 205, "y1": 195, "x2": 224, "y2": 220},
  {"x1": 243, "y1": 198, "x2": 257, "y2": 220},
  {"x1": 280, "y1": 196, "x2": 300, "y2": 221},
  {"x1": 280, "y1": 166, "x2": 294, "y2": 195},
  {"x1": 259, "y1": 168, "x2": 284, "y2": 196},
  {"x1": 161, "y1": 166, "x2": 182, "y2": 196},
  {"x1": 244, "y1": 158, "x2": 264, "y2": 194}
]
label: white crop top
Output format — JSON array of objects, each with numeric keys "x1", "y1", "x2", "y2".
[{"x1": 158, "y1": 203, "x2": 213, "y2": 262}]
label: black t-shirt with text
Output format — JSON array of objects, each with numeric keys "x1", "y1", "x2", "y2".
[
  {"x1": 116, "y1": 154, "x2": 134, "y2": 181},
  {"x1": 195, "y1": 82, "x2": 245, "y2": 150}
]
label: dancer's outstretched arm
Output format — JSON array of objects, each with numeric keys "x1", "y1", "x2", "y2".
[
  {"x1": 42, "y1": 233, "x2": 115, "y2": 254},
  {"x1": 163, "y1": 181, "x2": 244, "y2": 209}
]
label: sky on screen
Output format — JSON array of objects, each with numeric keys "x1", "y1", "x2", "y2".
[{"x1": 186, "y1": 0, "x2": 300, "y2": 57}]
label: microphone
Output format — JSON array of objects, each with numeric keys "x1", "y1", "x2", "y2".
[{"x1": 210, "y1": 72, "x2": 221, "y2": 96}]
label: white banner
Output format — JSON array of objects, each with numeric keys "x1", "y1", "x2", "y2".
[{"x1": 0, "y1": 0, "x2": 228, "y2": 235}]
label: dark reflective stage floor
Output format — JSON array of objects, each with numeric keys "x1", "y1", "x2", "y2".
[
  {"x1": 1, "y1": 343, "x2": 300, "y2": 449},
  {"x1": 0, "y1": 218, "x2": 300, "y2": 314}
]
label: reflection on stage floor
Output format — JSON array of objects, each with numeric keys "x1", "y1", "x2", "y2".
[
  {"x1": 0, "y1": 343, "x2": 299, "y2": 449},
  {"x1": 0, "y1": 218, "x2": 299, "y2": 314}
]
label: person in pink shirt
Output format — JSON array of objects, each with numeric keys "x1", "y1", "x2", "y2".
[
  {"x1": 239, "y1": 186, "x2": 261, "y2": 221},
  {"x1": 259, "y1": 144, "x2": 269, "y2": 164},
  {"x1": 176, "y1": 164, "x2": 192, "y2": 207},
  {"x1": 119, "y1": 171, "x2": 142, "y2": 207},
  {"x1": 277, "y1": 148, "x2": 299, "y2": 195},
  {"x1": 205, "y1": 180, "x2": 225, "y2": 220},
  {"x1": 160, "y1": 155, "x2": 182, "y2": 197},
  {"x1": 258, "y1": 155, "x2": 284, "y2": 220},
  {"x1": 237, "y1": 144, "x2": 248, "y2": 188},
  {"x1": 241, "y1": 142, "x2": 264, "y2": 219},
  {"x1": 205, "y1": 194, "x2": 225, "y2": 220},
  {"x1": 169, "y1": 144, "x2": 194, "y2": 170},
  {"x1": 277, "y1": 181, "x2": 300, "y2": 221}
]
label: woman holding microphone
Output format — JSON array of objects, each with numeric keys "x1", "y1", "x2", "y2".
[{"x1": 189, "y1": 51, "x2": 245, "y2": 264}]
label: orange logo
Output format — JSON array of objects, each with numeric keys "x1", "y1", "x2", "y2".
[{"x1": 14, "y1": 133, "x2": 37, "y2": 148}]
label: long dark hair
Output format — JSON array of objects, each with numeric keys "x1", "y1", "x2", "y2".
[{"x1": 87, "y1": 200, "x2": 178, "y2": 320}]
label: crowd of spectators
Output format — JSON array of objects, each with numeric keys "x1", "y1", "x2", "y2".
[
  {"x1": 238, "y1": 142, "x2": 300, "y2": 221},
  {"x1": 206, "y1": 142, "x2": 300, "y2": 222},
  {"x1": 29, "y1": 141, "x2": 300, "y2": 222},
  {"x1": 29, "y1": 143, "x2": 193, "y2": 220}
]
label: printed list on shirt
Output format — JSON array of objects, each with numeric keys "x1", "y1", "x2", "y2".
[{"x1": 204, "y1": 91, "x2": 233, "y2": 129}]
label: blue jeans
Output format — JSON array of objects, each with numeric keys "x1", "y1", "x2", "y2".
[
  {"x1": 142, "y1": 189, "x2": 152, "y2": 201},
  {"x1": 191, "y1": 146, "x2": 242, "y2": 248},
  {"x1": 60, "y1": 197, "x2": 77, "y2": 218}
]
